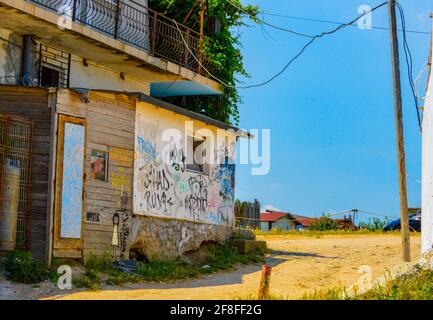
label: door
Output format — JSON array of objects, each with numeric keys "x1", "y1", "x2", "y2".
[{"x1": 53, "y1": 115, "x2": 86, "y2": 258}]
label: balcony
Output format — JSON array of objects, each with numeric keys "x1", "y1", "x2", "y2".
[
  {"x1": 0, "y1": 0, "x2": 221, "y2": 96},
  {"x1": 28, "y1": 0, "x2": 214, "y2": 76}
]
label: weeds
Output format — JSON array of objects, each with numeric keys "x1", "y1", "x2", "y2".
[
  {"x1": 254, "y1": 229, "x2": 403, "y2": 237},
  {"x1": 3, "y1": 250, "x2": 52, "y2": 284},
  {"x1": 358, "y1": 217, "x2": 390, "y2": 232},
  {"x1": 304, "y1": 267, "x2": 433, "y2": 300},
  {"x1": 135, "y1": 242, "x2": 264, "y2": 282},
  {"x1": 309, "y1": 216, "x2": 338, "y2": 231},
  {"x1": 73, "y1": 253, "x2": 139, "y2": 290}
]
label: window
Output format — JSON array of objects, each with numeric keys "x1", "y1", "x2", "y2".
[
  {"x1": 40, "y1": 66, "x2": 60, "y2": 87},
  {"x1": 186, "y1": 136, "x2": 206, "y2": 174},
  {"x1": 39, "y1": 44, "x2": 70, "y2": 88}
]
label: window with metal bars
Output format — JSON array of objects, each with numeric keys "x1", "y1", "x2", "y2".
[{"x1": 0, "y1": 115, "x2": 33, "y2": 251}]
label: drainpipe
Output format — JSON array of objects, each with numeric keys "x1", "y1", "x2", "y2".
[{"x1": 21, "y1": 35, "x2": 34, "y2": 86}]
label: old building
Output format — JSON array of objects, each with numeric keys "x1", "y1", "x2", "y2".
[{"x1": 0, "y1": 0, "x2": 245, "y2": 262}]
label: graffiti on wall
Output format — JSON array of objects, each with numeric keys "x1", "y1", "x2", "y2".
[
  {"x1": 133, "y1": 116, "x2": 236, "y2": 226},
  {"x1": 184, "y1": 176, "x2": 208, "y2": 219},
  {"x1": 112, "y1": 191, "x2": 130, "y2": 260},
  {"x1": 85, "y1": 212, "x2": 101, "y2": 224}
]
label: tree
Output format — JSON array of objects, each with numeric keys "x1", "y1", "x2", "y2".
[{"x1": 149, "y1": 0, "x2": 259, "y2": 125}]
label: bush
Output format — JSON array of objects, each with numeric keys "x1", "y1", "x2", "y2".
[
  {"x1": 4, "y1": 250, "x2": 50, "y2": 284},
  {"x1": 358, "y1": 217, "x2": 390, "y2": 231},
  {"x1": 309, "y1": 217, "x2": 338, "y2": 231}
]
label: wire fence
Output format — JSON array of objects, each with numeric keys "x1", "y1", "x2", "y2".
[{"x1": 0, "y1": 115, "x2": 34, "y2": 251}]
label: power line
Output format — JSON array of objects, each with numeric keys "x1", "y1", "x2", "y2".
[
  {"x1": 261, "y1": 12, "x2": 431, "y2": 36},
  {"x1": 232, "y1": 1, "x2": 389, "y2": 89},
  {"x1": 396, "y1": 1, "x2": 422, "y2": 131},
  {"x1": 224, "y1": 0, "x2": 315, "y2": 38}
]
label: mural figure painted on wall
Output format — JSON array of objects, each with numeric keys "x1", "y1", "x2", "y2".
[
  {"x1": 111, "y1": 212, "x2": 120, "y2": 260},
  {"x1": 111, "y1": 192, "x2": 130, "y2": 260}
]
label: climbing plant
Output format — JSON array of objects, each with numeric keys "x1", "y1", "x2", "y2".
[{"x1": 149, "y1": 0, "x2": 259, "y2": 125}]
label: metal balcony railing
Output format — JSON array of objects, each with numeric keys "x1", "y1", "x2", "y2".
[{"x1": 27, "y1": 0, "x2": 215, "y2": 76}]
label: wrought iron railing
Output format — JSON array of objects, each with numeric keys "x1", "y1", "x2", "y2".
[{"x1": 27, "y1": 0, "x2": 215, "y2": 76}]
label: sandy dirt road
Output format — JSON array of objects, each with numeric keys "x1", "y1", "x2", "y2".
[{"x1": 38, "y1": 233, "x2": 420, "y2": 300}]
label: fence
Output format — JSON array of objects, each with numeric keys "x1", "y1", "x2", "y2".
[
  {"x1": 0, "y1": 115, "x2": 34, "y2": 251},
  {"x1": 235, "y1": 199, "x2": 261, "y2": 229},
  {"x1": 28, "y1": 0, "x2": 215, "y2": 75}
]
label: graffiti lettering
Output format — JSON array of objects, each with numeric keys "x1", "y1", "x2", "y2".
[
  {"x1": 169, "y1": 143, "x2": 186, "y2": 172},
  {"x1": 145, "y1": 191, "x2": 174, "y2": 214},
  {"x1": 185, "y1": 176, "x2": 208, "y2": 219},
  {"x1": 137, "y1": 136, "x2": 158, "y2": 161},
  {"x1": 85, "y1": 212, "x2": 100, "y2": 224},
  {"x1": 142, "y1": 166, "x2": 172, "y2": 191}
]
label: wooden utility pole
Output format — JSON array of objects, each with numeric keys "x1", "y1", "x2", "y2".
[{"x1": 388, "y1": 0, "x2": 411, "y2": 262}]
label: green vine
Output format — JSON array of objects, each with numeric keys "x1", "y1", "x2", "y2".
[{"x1": 149, "y1": 0, "x2": 259, "y2": 125}]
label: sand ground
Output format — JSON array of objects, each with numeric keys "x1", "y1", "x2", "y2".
[{"x1": 0, "y1": 233, "x2": 421, "y2": 300}]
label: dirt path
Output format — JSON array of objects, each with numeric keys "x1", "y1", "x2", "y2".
[{"x1": 37, "y1": 233, "x2": 420, "y2": 300}]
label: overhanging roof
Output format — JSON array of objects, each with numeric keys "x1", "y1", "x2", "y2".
[{"x1": 70, "y1": 88, "x2": 251, "y2": 138}]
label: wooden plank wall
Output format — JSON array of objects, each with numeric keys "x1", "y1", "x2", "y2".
[
  {"x1": 0, "y1": 86, "x2": 51, "y2": 259},
  {"x1": 56, "y1": 89, "x2": 135, "y2": 259}
]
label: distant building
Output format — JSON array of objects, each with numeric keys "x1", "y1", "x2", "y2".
[
  {"x1": 292, "y1": 215, "x2": 314, "y2": 229},
  {"x1": 260, "y1": 210, "x2": 302, "y2": 231}
]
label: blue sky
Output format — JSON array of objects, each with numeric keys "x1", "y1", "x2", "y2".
[{"x1": 234, "y1": 0, "x2": 433, "y2": 221}]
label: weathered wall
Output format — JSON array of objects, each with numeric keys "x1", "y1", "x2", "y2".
[
  {"x1": 69, "y1": 55, "x2": 151, "y2": 94},
  {"x1": 54, "y1": 90, "x2": 238, "y2": 260},
  {"x1": 133, "y1": 101, "x2": 237, "y2": 226},
  {"x1": 422, "y1": 33, "x2": 433, "y2": 254},
  {"x1": 273, "y1": 218, "x2": 297, "y2": 231},
  {"x1": 130, "y1": 216, "x2": 232, "y2": 260},
  {"x1": 0, "y1": 86, "x2": 51, "y2": 259},
  {"x1": 0, "y1": 28, "x2": 22, "y2": 84},
  {"x1": 56, "y1": 90, "x2": 135, "y2": 260}
]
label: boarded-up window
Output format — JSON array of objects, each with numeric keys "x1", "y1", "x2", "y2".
[{"x1": 0, "y1": 115, "x2": 33, "y2": 251}]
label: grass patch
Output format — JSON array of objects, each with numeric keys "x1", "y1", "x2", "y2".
[
  {"x1": 304, "y1": 267, "x2": 433, "y2": 300},
  {"x1": 135, "y1": 242, "x2": 264, "y2": 282},
  {"x1": 2, "y1": 250, "x2": 53, "y2": 284},
  {"x1": 254, "y1": 229, "x2": 408, "y2": 237},
  {"x1": 72, "y1": 253, "x2": 140, "y2": 290}
]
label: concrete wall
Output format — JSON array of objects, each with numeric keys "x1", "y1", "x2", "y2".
[
  {"x1": 0, "y1": 28, "x2": 22, "y2": 84},
  {"x1": 69, "y1": 54, "x2": 150, "y2": 94},
  {"x1": 273, "y1": 218, "x2": 296, "y2": 231},
  {"x1": 261, "y1": 222, "x2": 271, "y2": 232},
  {"x1": 422, "y1": 32, "x2": 433, "y2": 254},
  {"x1": 131, "y1": 101, "x2": 238, "y2": 259},
  {"x1": 260, "y1": 218, "x2": 297, "y2": 232},
  {"x1": 133, "y1": 101, "x2": 237, "y2": 226}
]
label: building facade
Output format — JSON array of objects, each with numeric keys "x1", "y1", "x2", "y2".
[{"x1": 0, "y1": 0, "x2": 244, "y2": 262}]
